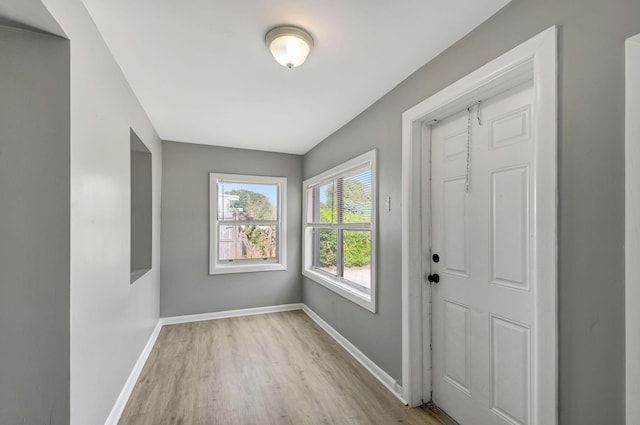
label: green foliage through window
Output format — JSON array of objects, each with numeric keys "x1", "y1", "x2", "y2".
[
  {"x1": 218, "y1": 183, "x2": 279, "y2": 261},
  {"x1": 342, "y1": 231, "x2": 371, "y2": 267},
  {"x1": 228, "y1": 189, "x2": 276, "y2": 221},
  {"x1": 303, "y1": 151, "x2": 375, "y2": 299},
  {"x1": 316, "y1": 170, "x2": 372, "y2": 270}
]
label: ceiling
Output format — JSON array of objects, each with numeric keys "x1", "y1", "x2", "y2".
[
  {"x1": 80, "y1": 0, "x2": 511, "y2": 154},
  {"x1": 0, "y1": 0, "x2": 64, "y2": 37}
]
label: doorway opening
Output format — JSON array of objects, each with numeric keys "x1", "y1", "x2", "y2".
[{"x1": 401, "y1": 27, "x2": 557, "y2": 425}]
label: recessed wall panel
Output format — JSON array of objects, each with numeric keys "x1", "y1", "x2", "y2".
[
  {"x1": 490, "y1": 315, "x2": 531, "y2": 425},
  {"x1": 443, "y1": 178, "x2": 467, "y2": 275},
  {"x1": 490, "y1": 166, "x2": 529, "y2": 289},
  {"x1": 130, "y1": 129, "x2": 152, "y2": 283},
  {"x1": 444, "y1": 300, "x2": 471, "y2": 394}
]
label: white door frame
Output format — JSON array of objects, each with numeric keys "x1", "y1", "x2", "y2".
[
  {"x1": 626, "y1": 33, "x2": 640, "y2": 425},
  {"x1": 401, "y1": 26, "x2": 557, "y2": 424}
]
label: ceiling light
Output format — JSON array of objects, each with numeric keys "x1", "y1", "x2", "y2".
[{"x1": 265, "y1": 25, "x2": 314, "y2": 69}]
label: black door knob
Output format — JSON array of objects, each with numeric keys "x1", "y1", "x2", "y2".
[{"x1": 427, "y1": 273, "x2": 440, "y2": 283}]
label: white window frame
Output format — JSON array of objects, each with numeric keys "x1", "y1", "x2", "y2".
[
  {"x1": 302, "y1": 149, "x2": 377, "y2": 313},
  {"x1": 209, "y1": 173, "x2": 287, "y2": 275}
]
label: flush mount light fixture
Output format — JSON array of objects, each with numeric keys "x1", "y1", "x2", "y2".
[{"x1": 265, "y1": 25, "x2": 314, "y2": 69}]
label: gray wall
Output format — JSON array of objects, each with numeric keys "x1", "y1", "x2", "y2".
[
  {"x1": 161, "y1": 141, "x2": 303, "y2": 316},
  {"x1": 0, "y1": 25, "x2": 70, "y2": 425},
  {"x1": 303, "y1": 0, "x2": 639, "y2": 423},
  {"x1": 36, "y1": 1, "x2": 164, "y2": 423}
]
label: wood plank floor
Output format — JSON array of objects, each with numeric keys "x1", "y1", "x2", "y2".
[{"x1": 118, "y1": 310, "x2": 443, "y2": 425}]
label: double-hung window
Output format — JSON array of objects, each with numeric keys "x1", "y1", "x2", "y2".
[
  {"x1": 302, "y1": 150, "x2": 377, "y2": 312},
  {"x1": 209, "y1": 173, "x2": 287, "y2": 274}
]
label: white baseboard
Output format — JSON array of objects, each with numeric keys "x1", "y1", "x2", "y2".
[
  {"x1": 104, "y1": 320, "x2": 163, "y2": 425},
  {"x1": 159, "y1": 303, "x2": 304, "y2": 325},
  {"x1": 301, "y1": 305, "x2": 406, "y2": 405}
]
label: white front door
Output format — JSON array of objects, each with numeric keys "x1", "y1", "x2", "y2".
[{"x1": 429, "y1": 81, "x2": 535, "y2": 425}]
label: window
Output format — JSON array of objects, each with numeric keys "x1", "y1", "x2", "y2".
[
  {"x1": 302, "y1": 150, "x2": 377, "y2": 312},
  {"x1": 209, "y1": 173, "x2": 287, "y2": 274}
]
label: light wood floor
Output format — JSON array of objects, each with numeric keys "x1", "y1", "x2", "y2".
[{"x1": 118, "y1": 310, "x2": 443, "y2": 425}]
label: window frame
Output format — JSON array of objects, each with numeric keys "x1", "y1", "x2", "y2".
[
  {"x1": 302, "y1": 149, "x2": 377, "y2": 313},
  {"x1": 209, "y1": 173, "x2": 287, "y2": 275}
]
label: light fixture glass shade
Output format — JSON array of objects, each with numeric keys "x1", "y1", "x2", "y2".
[{"x1": 265, "y1": 26, "x2": 313, "y2": 69}]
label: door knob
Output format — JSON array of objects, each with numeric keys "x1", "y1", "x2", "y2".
[{"x1": 427, "y1": 273, "x2": 440, "y2": 283}]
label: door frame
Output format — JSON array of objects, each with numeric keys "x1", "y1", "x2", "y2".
[
  {"x1": 401, "y1": 26, "x2": 557, "y2": 424},
  {"x1": 626, "y1": 32, "x2": 640, "y2": 425}
]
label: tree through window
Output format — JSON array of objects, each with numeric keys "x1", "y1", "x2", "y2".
[{"x1": 209, "y1": 174, "x2": 287, "y2": 274}]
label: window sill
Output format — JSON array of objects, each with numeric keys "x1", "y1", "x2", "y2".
[
  {"x1": 209, "y1": 263, "x2": 286, "y2": 275},
  {"x1": 302, "y1": 269, "x2": 376, "y2": 313}
]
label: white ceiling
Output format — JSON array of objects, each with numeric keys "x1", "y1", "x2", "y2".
[
  {"x1": 81, "y1": 0, "x2": 510, "y2": 154},
  {"x1": 0, "y1": 0, "x2": 65, "y2": 37}
]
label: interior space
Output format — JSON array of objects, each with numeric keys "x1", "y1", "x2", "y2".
[{"x1": 1, "y1": 0, "x2": 639, "y2": 424}]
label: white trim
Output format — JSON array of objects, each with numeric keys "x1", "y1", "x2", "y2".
[
  {"x1": 301, "y1": 149, "x2": 378, "y2": 313},
  {"x1": 626, "y1": 33, "x2": 640, "y2": 425},
  {"x1": 208, "y1": 173, "x2": 287, "y2": 275},
  {"x1": 301, "y1": 305, "x2": 405, "y2": 404},
  {"x1": 401, "y1": 26, "x2": 558, "y2": 425},
  {"x1": 103, "y1": 320, "x2": 163, "y2": 425},
  {"x1": 159, "y1": 303, "x2": 304, "y2": 325}
]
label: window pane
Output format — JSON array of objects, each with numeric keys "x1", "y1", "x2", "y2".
[
  {"x1": 340, "y1": 168, "x2": 372, "y2": 224},
  {"x1": 218, "y1": 181, "x2": 278, "y2": 221},
  {"x1": 342, "y1": 230, "x2": 371, "y2": 288},
  {"x1": 313, "y1": 228, "x2": 337, "y2": 275},
  {"x1": 317, "y1": 181, "x2": 336, "y2": 224},
  {"x1": 219, "y1": 225, "x2": 277, "y2": 260}
]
